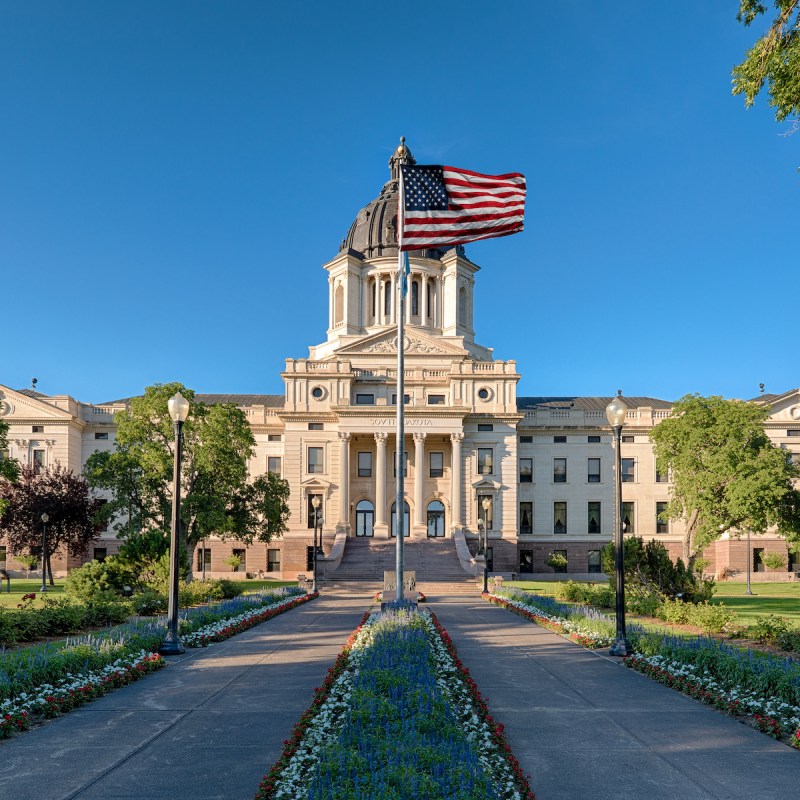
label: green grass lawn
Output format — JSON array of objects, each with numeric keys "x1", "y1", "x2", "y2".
[{"x1": 0, "y1": 579, "x2": 67, "y2": 608}]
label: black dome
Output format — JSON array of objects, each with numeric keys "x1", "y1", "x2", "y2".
[{"x1": 339, "y1": 139, "x2": 448, "y2": 260}]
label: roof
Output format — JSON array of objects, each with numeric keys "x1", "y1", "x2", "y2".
[
  {"x1": 517, "y1": 396, "x2": 674, "y2": 411},
  {"x1": 15, "y1": 388, "x2": 50, "y2": 399}
]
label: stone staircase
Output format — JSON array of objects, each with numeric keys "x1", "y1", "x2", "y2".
[{"x1": 324, "y1": 536, "x2": 480, "y2": 595}]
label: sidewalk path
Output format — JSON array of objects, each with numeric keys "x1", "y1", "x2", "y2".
[
  {"x1": 430, "y1": 595, "x2": 800, "y2": 800},
  {"x1": 0, "y1": 593, "x2": 367, "y2": 800}
]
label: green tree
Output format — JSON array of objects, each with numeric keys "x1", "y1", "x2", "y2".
[
  {"x1": 85, "y1": 383, "x2": 291, "y2": 577},
  {"x1": 650, "y1": 394, "x2": 800, "y2": 568},
  {"x1": 732, "y1": 2, "x2": 800, "y2": 131},
  {"x1": 0, "y1": 418, "x2": 20, "y2": 519}
]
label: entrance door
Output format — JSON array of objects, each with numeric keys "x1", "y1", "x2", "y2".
[
  {"x1": 427, "y1": 500, "x2": 445, "y2": 537},
  {"x1": 390, "y1": 501, "x2": 410, "y2": 537},
  {"x1": 355, "y1": 500, "x2": 374, "y2": 537}
]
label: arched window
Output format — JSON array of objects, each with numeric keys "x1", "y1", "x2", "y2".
[
  {"x1": 390, "y1": 501, "x2": 410, "y2": 537},
  {"x1": 426, "y1": 280, "x2": 433, "y2": 320},
  {"x1": 371, "y1": 279, "x2": 376, "y2": 320},
  {"x1": 384, "y1": 280, "x2": 391, "y2": 318},
  {"x1": 427, "y1": 500, "x2": 445, "y2": 538},
  {"x1": 411, "y1": 280, "x2": 419, "y2": 316},
  {"x1": 458, "y1": 286, "x2": 467, "y2": 322},
  {"x1": 334, "y1": 284, "x2": 344, "y2": 326},
  {"x1": 355, "y1": 500, "x2": 374, "y2": 538}
]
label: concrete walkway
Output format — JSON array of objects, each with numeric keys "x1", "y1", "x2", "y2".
[
  {"x1": 431, "y1": 595, "x2": 800, "y2": 800},
  {"x1": 2, "y1": 591, "x2": 799, "y2": 800}
]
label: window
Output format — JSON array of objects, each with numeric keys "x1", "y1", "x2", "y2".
[
  {"x1": 307, "y1": 447, "x2": 324, "y2": 474},
  {"x1": 384, "y1": 281, "x2": 391, "y2": 316},
  {"x1": 268, "y1": 434, "x2": 282, "y2": 442},
  {"x1": 588, "y1": 435, "x2": 601, "y2": 443},
  {"x1": 519, "y1": 549, "x2": 533, "y2": 574},
  {"x1": 391, "y1": 394, "x2": 410, "y2": 405},
  {"x1": 656, "y1": 467, "x2": 669, "y2": 483},
  {"x1": 306, "y1": 546, "x2": 315, "y2": 572},
  {"x1": 393, "y1": 451, "x2": 408, "y2": 477},
  {"x1": 231, "y1": 549, "x2": 246, "y2": 572},
  {"x1": 788, "y1": 430, "x2": 800, "y2": 437},
  {"x1": 656, "y1": 501, "x2": 669, "y2": 534},
  {"x1": 520, "y1": 435, "x2": 533, "y2": 444},
  {"x1": 307, "y1": 494, "x2": 323, "y2": 529},
  {"x1": 356, "y1": 500, "x2": 374, "y2": 537},
  {"x1": 94, "y1": 432, "x2": 109, "y2": 440},
  {"x1": 478, "y1": 495, "x2": 493, "y2": 531},
  {"x1": 411, "y1": 280, "x2": 419, "y2": 316},
  {"x1": 753, "y1": 548, "x2": 764, "y2": 573},
  {"x1": 588, "y1": 549, "x2": 602, "y2": 574},
  {"x1": 477, "y1": 448, "x2": 494, "y2": 475},
  {"x1": 428, "y1": 394, "x2": 446, "y2": 405},
  {"x1": 519, "y1": 458, "x2": 533, "y2": 483},
  {"x1": 311, "y1": 386, "x2": 324, "y2": 399},
  {"x1": 551, "y1": 549, "x2": 568, "y2": 573},
  {"x1": 427, "y1": 500, "x2": 445, "y2": 537},
  {"x1": 477, "y1": 388, "x2": 490, "y2": 400},
  {"x1": 553, "y1": 502, "x2": 567, "y2": 534},
  {"x1": 553, "y1": 458, "x2": 566, "y2": 483},
  {"x1": 430, "y1": 451, "x2": 444, "y2": 478},
  {"x1": 267, "y1": 549, "x2": 280, "y2": 572},
  {"x1": 355, "y1": 394, "x2": 375, "y2": 405},
  {"x1": 621, "y1": 458, "x2": 635, "y2": 482},
  {"x1": 478, "y1": 424, "x2": 493, "y2": 432},
  {"x1": 588, "y1": 502, "x2": 601, "y2": 534},
  {"x1": 554, "y1": 435, "x2": 566, "y2": 443},
  {"x1": 268, "y1": 456, "x2": 282, "y2": 475},
  {"x1": 358, "y1": 451, "x2": 372, "y2": 478},
  {"x1": 197, "y1": 547, "x2": 211, "y2": 571},
  {"x1": 32, "y1": 425, "x2": 44, "y2": 433},
  {"x1": 0, "y1": 545, "x2": 6, "y2": 565},
  {"x1": 93, "y1": 548, "x2": 107, "y2": 563},
  {"x1": 391, "y1": 501, "x2": 410, "y2": 537},
  {"x1": 622, "y1": 501, "x2": 635, "y2": 534},
  {"x1": 621, "y1": 435, "x2": 634, "y2": 443},
  {"x1": 33, "y1": 449, "x2": 45, "y2": 473},
  {"x1": 308, "y1": 422, "x2": 323, "y2": 431},
  {"x1": 587, "y1": 458, "x2": 600, "y2": 483},
  {"x1": 519, "y1": 502, "x2": 532, "y2": 535}
]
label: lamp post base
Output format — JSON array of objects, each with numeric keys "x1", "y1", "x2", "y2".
[
  {"x1": 609, "y1": 637, "x2": 633, "y2": 657},
  {"x1": 159, "y1": 635, "x2": 185, "y2": 656}
]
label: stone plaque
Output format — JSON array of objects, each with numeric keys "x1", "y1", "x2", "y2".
[{"x1": 383, "y1": 570, "x2": 416, "y2": 596}]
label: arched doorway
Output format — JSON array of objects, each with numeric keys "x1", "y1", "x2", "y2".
[
  {"x1": 390, "y1": 501, "x2": 410, "y2": 537},
  {"x1": 427, "y1": 500, "x2": 445, "y2": 537},
  {"x1": 355, "y1": 500, "x2": 374, "y2": 537}
]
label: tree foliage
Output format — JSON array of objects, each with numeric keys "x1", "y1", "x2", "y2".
[
  {"x1": 84, "y1": 383, "x2": 291, "y2": 575},
  {"x1": 0, "y1": 465, "x2": 103, "y2": 583},
  {"x1": 0, "y1": 418, "x2": 20, "y2": 519},
  {"x1": 650, "y1": 394, "x2": 800, "y2": 565},
  {"x1": 732, "y1": 1, "x2": 800, "y2": 126}
]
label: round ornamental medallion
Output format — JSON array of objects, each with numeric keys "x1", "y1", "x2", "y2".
[
  {"x1": 311, "y1": 386, "x2": 326, "y2": 400},
  {"x1": 357, "y1": 208, "x2": 368, "y2": 223},
  {"x1": 477, "y1": 387, "x2": 493, "y2": 402},
  {"x1": 0, "y1": 400, "x2": 11, "y2": 417},
  {"x1": 791, "y1": 406, "x2": 800, "y2": 420}
]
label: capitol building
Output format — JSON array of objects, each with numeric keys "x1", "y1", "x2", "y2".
[{"x1": 2, "y1": 142, "x2": 800, "y2": 582}]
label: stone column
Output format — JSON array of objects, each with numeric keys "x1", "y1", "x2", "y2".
[
  {"x1": 338, "y1": 432, "x2": 350, "y2": 529},
  {"x1": 450, "y1": 433, "x2": 463, "y2": 528},
  {"x1": 374, "y1": 432, "x2": 387, "y2": 526},
  {"x1": 413, "y1": 432, "x2": 426, "y2": 527},
  {"x1": 421, "y1": 274, "x2": 428, "y2": 326}
]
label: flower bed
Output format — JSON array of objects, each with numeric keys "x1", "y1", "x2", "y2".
[
  {"x1": 255, "y1": 606, "x2": 535, "y2": 800},
  {"x1": 372, "y1": 590, "x2": 427, "y2": 603},
  {"x1": 182, "y1": 592, "x2": 316, "y2": 646},
  {"x1": 0, "y1": 650, "x2": 164, "y2": 738}
]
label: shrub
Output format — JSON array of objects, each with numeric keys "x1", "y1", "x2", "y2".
[
  {"x1": 216, "y1": 579, "x2": 241, "y2": 599},
  {"x1": 747, "y1": 615, "x2": 792, "y2": 645},
  {"x1": 546, "y1": 552, "x2": 568, "y2": 571},
  {"x1": 760, "y1": 552, "x2": 787, "y2": 570},
  {"x1": 130, "y1": 588, "x2": 167, "y2": 616},
  {"x1": 656, "y1": 599, "x2": 736, "y2": 633},
  {"x1": 64, "y1": 557, "x2": 135, "y2": 601},
  {"x1": 553, "y1": 581, "x2": 615, "y2": 609}
]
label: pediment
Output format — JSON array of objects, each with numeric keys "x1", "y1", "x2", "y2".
[
  {"x1": 0, "y1": 386, "x2": 73, "y2": 421},
  {"x1": 336, "y1": 329, "x2": 467, "y2": 357},
  {"x1": 762, "y1": 389, "x2": 800, "y2": 422},
  {"x1": 470, "y1": 477, "x2": 503, "y2": 491}
]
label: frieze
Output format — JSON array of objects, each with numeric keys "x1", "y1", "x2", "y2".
[{"x1": 370, "y1": 418, "x2": 433, "y2": 427}]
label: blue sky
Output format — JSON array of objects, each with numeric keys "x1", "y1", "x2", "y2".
[{"x1": 1, "y1": 2, "x2": 796, "y2": 404}]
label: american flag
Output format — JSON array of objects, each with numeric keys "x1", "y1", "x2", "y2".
[{"x1": 399, "y1": 164, "x2": 526, "y2": 251}]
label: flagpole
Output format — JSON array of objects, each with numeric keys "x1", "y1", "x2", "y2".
[{"x1": 395, "y1": 169, "x2": 406, "y2": 603}]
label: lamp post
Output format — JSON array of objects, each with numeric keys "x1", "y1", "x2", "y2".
[
  {"x1": 481, "y1": 497, "x2": 491, "y2": 593},
  {"x1": 40, "y1": 512, "x2": 49, "y2": 593},
  {"x1": 160, "y1": 391, "x2": 190, "y2": 656},
  {"x1": 311, "y1": 496, "x2": 322, "y2": 593},
  {"x1": 606, "y1": 394, "x2": 632, "y2": 657}
]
